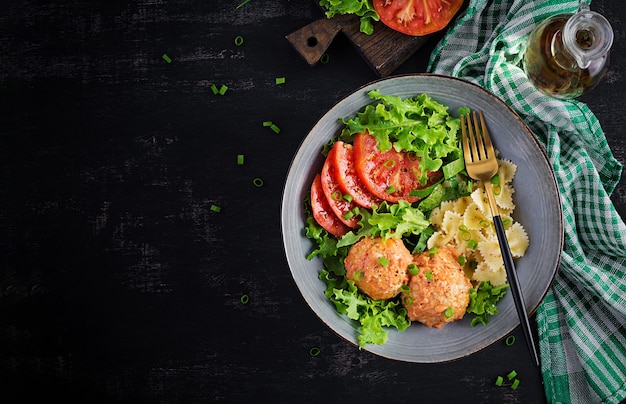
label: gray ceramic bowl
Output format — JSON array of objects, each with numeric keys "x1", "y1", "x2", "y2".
[{"x1": 281, "y1": 74, "x2": 562, "y2": 363}]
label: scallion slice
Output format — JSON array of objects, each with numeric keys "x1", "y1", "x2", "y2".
[
  {"x1": 234, "y1": 35, "x2": 244, "y2": 46},
  {"x1": 275, "y1": 77, "x2": 286, "y2": 85},
  {"x1": 505, "y1": 335, "x2": 516, "y2": 346},
  {"x1": 210, "y1": 204, "x2": 221, "y2": 213},
  {"x1": 162, "y1": 53, "x2": 172, "y2": 63},
  {"x1": 253, "y1": 178, "x2": 264, "y2": 187},
  {"x1": 378, "y1": 257, "x2": 389, "y2": 267}
]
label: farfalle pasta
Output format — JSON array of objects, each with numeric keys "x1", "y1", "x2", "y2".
[{"x1": 427, "y1": 158, "x2": 529, "y2": 286}]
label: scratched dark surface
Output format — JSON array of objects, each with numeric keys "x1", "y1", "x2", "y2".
[{"x1": 1, "y1": 1, "x2": 625, "y2": 403}]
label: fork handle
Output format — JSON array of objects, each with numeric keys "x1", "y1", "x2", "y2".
[{"x1": 494, "y1": 215, "x2": 540, "y2": 367}]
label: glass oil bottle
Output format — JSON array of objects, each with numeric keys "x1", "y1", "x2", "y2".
[{"x1": 523, "y1": 2, "x2": 613, "y2": 99}]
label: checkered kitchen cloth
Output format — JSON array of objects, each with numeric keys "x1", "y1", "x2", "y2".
[{"x1": 428, "y1": 0, "x2": 626, "y2": 402}]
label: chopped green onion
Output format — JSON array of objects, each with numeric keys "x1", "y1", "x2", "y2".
[
  {"x1": 493, "y1": 184, "x2": 501, "y2": 195},
  {"x1": 383, "y1": 159, "x2": 396, "y2": 168},
  {"x1": 458, "y1": 255, "x2": 466, "y2": 266},
  {"x1": 342, "y1": 194, "x2": 353, "y2": 203},
  {"x1": 343, "y1": 210, "x2": 354, "y2": 220},
  {"x1": 236, "y1": 0, "x2": 252, "y2": 8},
  {"x1": 331, "y1": 190, "x2": 342, "y2": 201},
  {"x1": 495, "y1": 376, "x2": 504, "y2": 386},
  {"x1": 218, "y1": 84, "x2": 228, "y2": 95},
  {"x1": 378, "y1": 257, "x2": 389, "y2": 267},
  {"x1": 444, "y1": 307, "x2": 454, "y2": 318},
  {"x1": 428, "y1": 247, "x2": 438, "y2": 257},
  {"x1": 502, "y1": 218, "x2": 511, "y2": 227},
  {"x1": 253, "y1": 178, "x2": 264, "y2": 187},
  {"x1": 385, "y1": 185, "x2": 395, "y2": 194},
  {"x1": 275, "y1": 77, "x2": 286, "y2": 85},
  {"x1": 262, "y1": 121, "x2": 280, "y2": 133},
  {"x1": 459, "y1": 224, "x2": 469, "y2": 232},
  {"x1": 237, "y1": 154, "x2": 245, "y2": 165},
  {"x1": 210, "y1": 204, "x2": 221, "y2": 213},
  {"x1": 320, "y1": 53, "x2": 330, "y2": 64},
  {"x1": 425, "y1": 270, "x2": 434, "y2": 281},
  {"x1": 403, "y1": 296, "x2": 413, "y2": 306},
  {"x1": 210, "y1": 84, "x2": 219, "y2": 95},
  {"x1": 400, "y1": 285, "x2": 411, "y2": 294},
  {"x1": 408, "y1": 263, "x2": 419, "y2": 275},
  {"x1": 507, "y1": 370, "x2": 517, "y2": 380},
  {"x1": 162, "y1": 53, "x2": 172, "y2": 63},
  {"x1": 505, "y1": 335, "x2": 516, "y2": 346},
  {"x1": 511, "y1": 379, "x2": 520, "y2": 390},
  {"x1": 240, "y1": 294, "x2": 250, "y2": 304},
  {"x1": 309, "y1": 347, "x2": 321, "y2": 357},
  {"x1": 468, "y1": 239, "x2": 478, "y2": 250},
  {"x1": 479, "y1": 219, "x2": 491, "y2": 228},
  {"x1": 461, "y1": 231, "x2": 471, "y2": 241},
  {"x1": 490, "y1": 173, "x2": 501, "y2": 185},
  {"x1": 354, "y1": 270, "x2": 364, "y2": 281},
  {"x1": 234, "y1": 35, "x2": 244, "y2": 46},
  {"x1": 469, "y1": 260, "x2": 478, "y2": 270}
]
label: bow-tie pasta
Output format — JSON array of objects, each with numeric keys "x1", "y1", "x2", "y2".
[{"x1": 427, "y1": 158, "x2": 529, "y2": 286}]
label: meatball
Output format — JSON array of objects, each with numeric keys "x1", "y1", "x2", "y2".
[
  {"x1": 404, "y1": 246, "x2": 472, "y2": 328},
  {"x1": 344, "y1": 237, "x2": 412, "y2": 300}
]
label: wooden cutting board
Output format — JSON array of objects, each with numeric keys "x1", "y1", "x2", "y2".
[{"x1": 286, "y1": 11, "x2": 430, "y2": 77}]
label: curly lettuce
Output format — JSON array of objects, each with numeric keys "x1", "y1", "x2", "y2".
[{"x1": 319, "y1": 0, "x2": 379, "y2": 35}]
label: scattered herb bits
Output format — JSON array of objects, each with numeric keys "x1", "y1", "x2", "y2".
[
  {"x1": 210, "y1": 84, "x2": 229, "y2": 95},
  {"x1": 162, "y1": 53, "x2": 172, "y2": 63},
  {"x1": 309, "y1": 347, "x2": 321, "y2": 357},
  {"x1": 262, "y1": 121, "x2": 280, "y2": 134},
  {"x1": 253, "y1": 178, "x2": 264, "y2": 187},
  {"x1": 240, "y1": 294, "x2": 250, "y2": 304},
  {"x1": 275, "y1": 77, "x2": 286, "y2": 85},
  {"x1": 210, "y1": 204, "x2": 221, "y2": 213},
  {"x1": 495, "y1": 370, "x2": 521, "y2": 390},
  {"x1": 234, "y1": 35, "x2": 244, "y2": 46},
  {"x1": 237, "y1": 154, "x2": 245, "y2": 165},
  {"x1": 236, "y1": 0, "x2": 251, "y2": 9}
]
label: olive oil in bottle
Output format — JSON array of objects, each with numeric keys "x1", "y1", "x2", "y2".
[{"x1": 523, "y1": 3, "x2": 613, "y2": 99}]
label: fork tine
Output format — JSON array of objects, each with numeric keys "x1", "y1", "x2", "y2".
[
  {"x1": 470, "y1": 111, "x2": 485, "y2": 160},
  {"x1": 478, "y1": 110, "x2": 494, "y2": 159}
]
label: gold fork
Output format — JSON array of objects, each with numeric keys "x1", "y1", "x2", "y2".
[{"x1": 461, "y1": 111, "x2": 540, "y2": 367}]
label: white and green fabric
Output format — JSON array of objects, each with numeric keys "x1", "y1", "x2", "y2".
[{"x1": 427, "y1": 0, "x2": 626, "y2": 402}]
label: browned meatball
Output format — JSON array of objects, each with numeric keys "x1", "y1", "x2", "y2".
[
  {"x1": 344, "y1": 237, "x2": 412, "y2": 300},
  {"x1": 404, "y1": 246, "x2": 472, "y2": 328}
]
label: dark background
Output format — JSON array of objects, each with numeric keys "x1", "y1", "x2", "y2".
[{"x1": 1, "y1": 1, "x2": 624, "y2": 403}]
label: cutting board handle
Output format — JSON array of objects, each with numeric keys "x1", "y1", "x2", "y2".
[{"x1": 285, "y1": 18, "x2": 343, "y2": 66}]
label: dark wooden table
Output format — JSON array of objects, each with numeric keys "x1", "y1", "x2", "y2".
[{"x1": 2, "y1": 1, "x2": 624, "y2": 403}]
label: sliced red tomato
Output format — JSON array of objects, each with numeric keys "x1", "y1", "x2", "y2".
[
  {"x1": 353, "y1": 132, "x2": 441, "y2": 203},
  {"x1": 310, "y1": 174, "x2": 351, "y2": 237},
  {"x1": 331, "y1": 141, "x2": 383, "y2": 209},
  {"x1": 373, "y1": 0, "x2": 464, "y2": 36},
  {"x1": 320, "y1": 144, "x2": 360, "y2": 229}
]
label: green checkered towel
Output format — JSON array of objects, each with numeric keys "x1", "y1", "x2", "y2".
[{"x1": 427, "y1": 0, "x2": 626, "y2": 402}]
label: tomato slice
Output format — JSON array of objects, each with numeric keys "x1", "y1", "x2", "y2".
[
  {"x1": 373, "y1": 0, "x2": 464, "y2": 36},
  {"x1": 353, "y1": 132, "x2": 441, "y2": 203},
  {"x1": 310, "y1": 174, "x2": 351, "y2": 237},
  {"x1": 331, "y1": 141, "x2": 383, "y2": 209},
  {"x1": 321, "y1": 144, "x2": 361, "y2": 228}
]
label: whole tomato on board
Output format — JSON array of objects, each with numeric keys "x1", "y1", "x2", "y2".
[{"x1": 373, "y1": 0, "x2": 464, "y2": 36}]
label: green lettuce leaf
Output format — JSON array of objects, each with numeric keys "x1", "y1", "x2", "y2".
[{"x1": 319, "y1": 0, "x2": 379, "y2": 35}]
